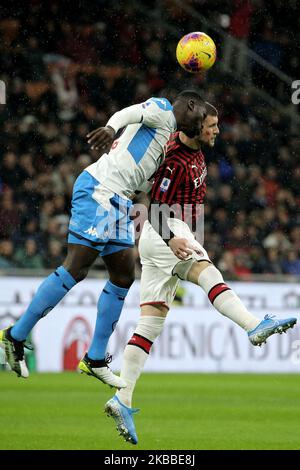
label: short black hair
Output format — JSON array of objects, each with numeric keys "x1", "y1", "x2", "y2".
[
  {"x1": 175, "y1": 89, "x2": 205, "y2": 105},
  {"x1": 205, "y1": 101, "x2": 218, "y2": 116}
]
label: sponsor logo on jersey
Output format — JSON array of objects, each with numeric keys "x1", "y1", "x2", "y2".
[
  {"x1": 84, "y1": 226, "x2": 98, "y2": 237},
  {"x1": 160, "y1": 177, "x2": 171, "y2": 192},
  {"x1": 166, "y1": 166, "x2": 175, "y2": 174},
  {"x1": 193, "y1": 167, "x2": 207, "y2": 188}
]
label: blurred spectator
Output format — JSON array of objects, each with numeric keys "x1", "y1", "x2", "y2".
[
  {"x1": 218, "y1": 251, "x2": 238, "y2": 279},
  {"x1": 262, "y1": 167, "x2": 280, "y2": 206},
  {"x1": 51, "y1": 61, "x2": 79, "y2": 120},
  {"x1": 1, "y1": 153, "x2": 21, "y2": 188},
  {"x1": 76, "y1": 154, "x2": 92, "y2": 175},
  {"x1": 263, "y1": 248, "x2": 283, "y2": 275},
  {"x1": 0, "y1": 191, "x2": 20, "y2": 239},
  {"x1": 44, "y1": 240, "x2": 65, "y2": 269},
  {"x1": 263, "y1": 230, "x2": 291, "y2": 251},
  {"x1": 229, "y1": 0, "x2": 253, "y2": 40},
  {"x1": 282, "y1": 250, "x2": 300, "y2": 275},
  {"x1": 0, "y1": 240, "x2": 16, "y2": 269},
  {"x1": 14, "y1": 238, "x2": 44, "y2": 269}
]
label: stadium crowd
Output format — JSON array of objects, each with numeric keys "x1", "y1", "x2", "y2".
[{"x1": 0, "y1": 0, "x2": 299, "y2": 277}]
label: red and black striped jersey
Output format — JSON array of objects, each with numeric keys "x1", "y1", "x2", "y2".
[{"x1": 151, "y1": 132, "x2": 207, "y2": 227}]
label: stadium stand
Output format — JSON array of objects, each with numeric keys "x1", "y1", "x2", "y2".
[{"x1": 0, "y1": 0, "x2": 299, "y2": 277}]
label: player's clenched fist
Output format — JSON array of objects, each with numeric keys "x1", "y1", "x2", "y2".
[
  {"x1": 168, "y1": 237, "x2": 193, "y2": 260},
  {"x1": 87, "y1": 126, "x2": 116, "y2": 150}
]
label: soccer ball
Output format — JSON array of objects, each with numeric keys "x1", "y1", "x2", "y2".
[{"x1": 176, "y1": 32, "x2": 217, "y2": 73}]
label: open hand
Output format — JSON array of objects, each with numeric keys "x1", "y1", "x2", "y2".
[
  {"x1": 87, "y1": 126, "x2": 116, "y2": 150},
  {"x1": 168, "y1": 237, "x2": 193, "y2": 260}
]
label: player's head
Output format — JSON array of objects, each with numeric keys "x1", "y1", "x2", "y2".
[
  {"x1": 172, "y1": 90, "x2": 207, "y2": 138},
  {"x1": 197, "y1": 102, "x2": 219, "y2": 147}
]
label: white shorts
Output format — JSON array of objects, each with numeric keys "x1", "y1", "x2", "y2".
[{"x1": 139, "y1": 220, "x2": 210, "y2": 309}]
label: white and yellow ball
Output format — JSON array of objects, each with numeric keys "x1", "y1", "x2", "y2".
[{"x1": 176, "y1": 32, "x2": 217, "y2": 73}]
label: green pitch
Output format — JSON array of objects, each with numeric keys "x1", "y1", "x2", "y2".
[{"x1": 0, "y1": 372, "x2": 300, "y2": 450}]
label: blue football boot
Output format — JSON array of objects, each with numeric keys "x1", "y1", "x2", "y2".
[
  {"x1": 104, "y1": 395, "x2": 139, "y2": 445},
  {"x1": 248, "y1": 314, "x2": 297, "y2": 346}
]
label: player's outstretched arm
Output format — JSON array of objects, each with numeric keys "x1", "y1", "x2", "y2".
[{"x1": 87, "y1": 103, "x2": 144, "y2": 150}]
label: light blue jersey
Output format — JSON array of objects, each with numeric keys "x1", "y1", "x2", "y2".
[{"x1": 86, "y1": 97, "x2": 176, "y2": 199}]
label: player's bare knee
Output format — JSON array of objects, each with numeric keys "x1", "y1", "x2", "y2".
[
  {"x1": 187, "y1": 260, "x2": 211, "y2": 284},
  {"x1": 141, "y1": 304, "x2": 168, "y2": 317},
  {"x1": 63, "y1": 264, "x2": 89, "y2": 283},
  {"x1": 110, "y1": 273, "x2": 135, "y2": 289},
  {"x1": 75, "y1": 267, "x2": 90, "y2": 282}
]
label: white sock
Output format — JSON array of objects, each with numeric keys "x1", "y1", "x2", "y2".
[
  {"x1": 116, "y1": 315, "x2": 165, "y2": 407},
  {"x1": 198, "y1": 265, "x2": 259, "y2": 331}
]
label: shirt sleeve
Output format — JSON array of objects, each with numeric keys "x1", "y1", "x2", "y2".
[
  {"x1": 141, "y1": 97, "x2": 174, "y2": 128},
  {"x1": 151, "y1": 161, "x2": 185, "y2": 204},
  {"x1": 106, "y1": 103, "x2": 144, "y2": 133},
  {"x1": 106, "y1": 98, "x2": 174, "y2": 133}
]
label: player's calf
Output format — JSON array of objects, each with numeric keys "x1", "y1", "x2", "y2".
[{"x1": 187, "y1": 263, "x2": 260, "y2": 331}]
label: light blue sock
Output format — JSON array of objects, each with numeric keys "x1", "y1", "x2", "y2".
[
  {"x1": 88, "y1": 280, "x2": 129, "y2": 360},
  {"x1": 11, "y1": 266, "x2": 77, "y2": 341}
]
